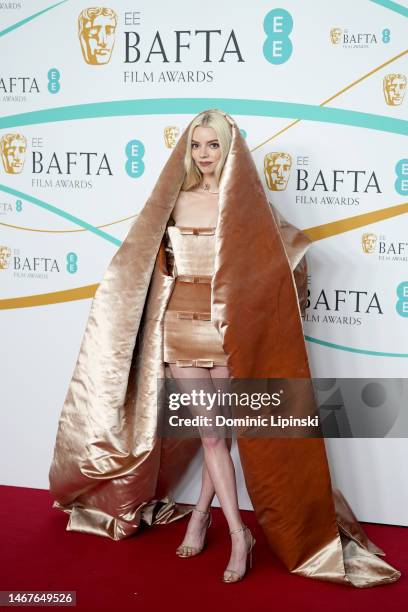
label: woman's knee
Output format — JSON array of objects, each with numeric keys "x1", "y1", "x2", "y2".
[{"x1": 201, "y1": 435, "x2": 226, "y2": 450}]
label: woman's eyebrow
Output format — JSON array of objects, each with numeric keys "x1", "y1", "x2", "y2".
[{"x1": 191, "y1": 139, "x2": 219, "y2": 143}]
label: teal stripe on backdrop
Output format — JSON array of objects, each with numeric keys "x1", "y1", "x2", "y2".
[
  {"x1": 0, "y1": 184, "x2": 121, "y2": 246},
  {"x1": 1, "y1": 99, "x2": 407, "y2": 135},
  {"x1": 305, "y1": 335, "x2": 408, "y2": 357},
  {"x1": 0, "y1": 0, "x2": 69, "y2": 38},
  {"x1": 369, "y1": 0, "x2": 408, "y2": 17}
]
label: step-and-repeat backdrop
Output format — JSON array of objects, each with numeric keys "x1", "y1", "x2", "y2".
[{"x1": 1, "y1": 1, "x2": 407, "y2": 525}]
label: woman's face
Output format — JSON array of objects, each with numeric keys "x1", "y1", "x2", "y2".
[{"x1": 191, "y1": 126, "x2": 221, "y2": 176}]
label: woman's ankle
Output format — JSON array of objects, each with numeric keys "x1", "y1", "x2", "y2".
[
  {"x1": 193, "y1": 505, "x2": 210, "y2": 516},
  {"x1": 229, "y1": 522, "x2": 245, "y2": 535}
]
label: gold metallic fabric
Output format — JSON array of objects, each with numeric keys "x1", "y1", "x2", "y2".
[
  {"x1": 166, "y1": 225, "x2": 216, "y2": 276},
  {"x1": 163, "y1": 277, "x2": 228, "y2": 367},
  {"x1": 48, "y1": 110, "x2": 400, "y2": 587},
  {"x1": 163, "y1": 201, "x2": 227, "y2": 366}
]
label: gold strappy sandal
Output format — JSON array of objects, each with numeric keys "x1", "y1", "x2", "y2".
[
  {"x1": 175, "y1": 507, "x2": 212, "y2": 558},
  {"x1": 222, "y1": 524, "x2": 256, "y2": 583}
]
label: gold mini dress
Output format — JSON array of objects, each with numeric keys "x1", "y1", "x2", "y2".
[{"x1": 163, "y1": 189, "x2": 228, "y2": 368}]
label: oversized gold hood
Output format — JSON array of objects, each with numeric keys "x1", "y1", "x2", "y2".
[{"x1": 49, "y1": 110, "x2": 400, "y2": 588}]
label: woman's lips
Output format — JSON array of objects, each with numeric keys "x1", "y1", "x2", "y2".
[{"x1": 199, "y1": 161, "x2": 213, "y2": 166}]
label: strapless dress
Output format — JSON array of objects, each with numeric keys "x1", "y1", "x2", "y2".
[{"x1": 163, "y1": 189, "x2": 228, "y2": 368}]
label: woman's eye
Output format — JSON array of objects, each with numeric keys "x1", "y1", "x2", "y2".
[{"x1": 191, "y1": 142, "x2": 219, "y2": 149}]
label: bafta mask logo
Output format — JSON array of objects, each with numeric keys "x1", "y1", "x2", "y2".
[
  {"x1": 264, "y1": 152, "x2": 292, "y2": 191},
  {"x1": 164, "y1": 126, "x2": 180, "y2": 149},
  {"x1": 0, "y1": 246, "x2": 12, "y2": 270},
  {"x1": 361, "y1": 232, "x2": 377, "y2": 254},
  {"x1": 0, "y1": 133, "x2": 27, "y2": 174},
  {"x1": 383, "y1": 73, "x2": 407, "y2": 106},
  {"x1": 78, "y1": 7, "x2": 118, "y2": 65},
  {"x1": 330, "y1": 28, "x2": 342, "y2": 45}
]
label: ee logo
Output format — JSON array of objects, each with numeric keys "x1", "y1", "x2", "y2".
[
  {"x1": 48, "y1": 68, "x2": 61, "y2": 94},
  {"x1": 263, "y1": 9, "x2": 293, "y2": 64},
  {"x1": 396, "y1": 282, "x2": 408, "y2": 317},
  {"x1": 126, "y1": 140, "x2": 145, "y2": 178},
  {"x1": 66, "y1": 252, "x2": 78, "y2": 274},
  {"x1": 395, "y1": 159, "x2": 408, "y2": 196}
]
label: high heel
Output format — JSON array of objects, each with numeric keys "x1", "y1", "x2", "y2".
[
  {"x1": 222, "y1": 524, "x2": 256, "y2": 583},
  {"x1": 175, "y1": 507, "x2": 212, "y2": 558}
]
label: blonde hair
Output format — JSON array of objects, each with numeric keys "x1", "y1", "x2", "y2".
[{"x1": 181, "y1": 110, "x2": 232, "y2": 191}]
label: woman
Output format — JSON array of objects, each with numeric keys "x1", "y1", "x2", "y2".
[
  {"x1": 49, "y1": 109, "x2": 400, "y2": 588},
  {"x1": 163, "y1": 111, "x2": 255, "y2": 582}
]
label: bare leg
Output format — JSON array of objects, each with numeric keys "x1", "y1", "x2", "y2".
[
  {"x1": 169, "y1": 363, "x2": 217, "y2": 553},
  {"x1": 169, "y1": 363, "x2": 252, "y2": 579},
  {"x1": 207, "y1": 366, "x2": 252, "y2": 580}
]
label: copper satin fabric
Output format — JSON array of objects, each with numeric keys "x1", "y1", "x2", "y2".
[{"x1": 48, "y1": 110, "x2": 400, "y2": 587}]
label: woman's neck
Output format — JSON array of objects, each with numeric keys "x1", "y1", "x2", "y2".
[{"x1": 200, "y1": 175, "x2": 219, "y2": 193}]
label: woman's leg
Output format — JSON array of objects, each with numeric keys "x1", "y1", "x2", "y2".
[
  {"x1": 207, "y1": 366, "x2": 252, "y2": 579},
  {"x1": 168, "y1": 363, "x2": 231, "y2": 518},
  {"x1": 169, "y1": 363, "x2": 251, "y2": 578},
  {"x1": 168, "y1": 363, "x2": 217, "y2": 553},
  {"x1": 196, "y1": 366, "x2": 233, "y2": 509}
]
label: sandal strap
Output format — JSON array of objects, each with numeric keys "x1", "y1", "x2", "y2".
[
  {"x1": 229, "y1": 523, "x2": 246, "y2": 535},
  {"x1": 224, "y1": 568, "x2": 240, "y2": 575},
  {"x1": 193, "y1": 507, "x2": 210, "y2": 516},
  {"x1": 177, "y1": 543, "x2": 204, "y2": 556},
  {"x1": 176, "y1": 510, "x2": 212, "y2": 557}
]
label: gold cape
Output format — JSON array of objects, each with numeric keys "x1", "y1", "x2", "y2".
[{"x1": 49, "y1": 110, "x2": 401, "y2": 588}]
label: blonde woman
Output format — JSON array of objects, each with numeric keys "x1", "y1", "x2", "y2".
[{"x1": 163, "y1": 110, "x2": 255, "y2": 583}]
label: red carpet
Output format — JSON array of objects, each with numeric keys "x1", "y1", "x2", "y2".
[{"x1": 0, "y1": 485, "x2": 406, "y2": 611}]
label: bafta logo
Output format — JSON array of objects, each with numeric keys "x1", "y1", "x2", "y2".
[
  {"x1": 78, "y1": 7, "x2": 118, "y2": 65},
  {"x1": 164, "y1": 126, "x2": 180, "y2": 149},
  {"x1": 0, "y1": 133, "x2": 27, "y2": 174},
  {"x1": 264, "y1": 152, "x2": 292, "y2": 191},
  {"x1": 0, "y1": 246, "x2": 11, "y2": 270},
  {"x1": 330, "y1": 28, "x2": 342, "y2": 45},
  {"x1": 361, "y1": 232, "x2": 377, "y2": 254},
  {"x1": 383, "y1": 73, "x2": 407, "y2": 106}
]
